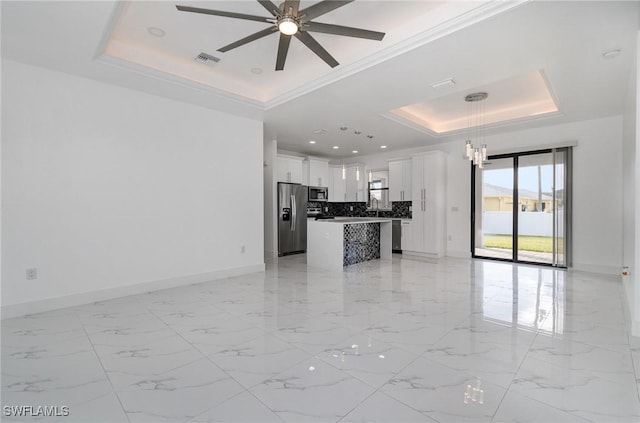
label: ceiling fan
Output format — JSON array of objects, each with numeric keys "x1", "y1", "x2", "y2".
[{"x1": 176, "y1": 0, "x2": 385, "y2": 71}]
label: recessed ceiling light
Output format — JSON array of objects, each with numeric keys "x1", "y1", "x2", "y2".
[
  {"x1": 340, "y1": 126, "x2": 348, "y2": 131},
  {"x1": 380, "y1": 145, "x2": 387, "y2": 149},
  {"x1": 309, "y1": 140, "x2": 316, "y2": 144},
  {"x1": 333, "y1": 146, "x2": 339, "y2": 149},
  {"x1": 366, "y1": 134, "x2": 374, "y2": 139},
  {"x1": 250, "y1": 67, "x2": 263, "y2": 74},
  {"x1": 354, "y1": 130, "x2": 362, "y2": 135},
  {"x1": 147, "y1": 27, "x2": 166, "y2": 37},
  {"x1": 602, "y1": 49, "x2": 621, "y2": 59},
  {"x1": 352, "y1": 150, "x2": 358, "y2": 153}
]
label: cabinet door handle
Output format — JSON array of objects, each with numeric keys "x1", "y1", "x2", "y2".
[
  {"x1": 424, "y1": 188, "x2": 427, "y2": 211},
  {"x1": 423, "y1": 188, "x2": 427, "y2": 211}
]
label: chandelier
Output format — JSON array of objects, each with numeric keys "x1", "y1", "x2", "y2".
[{"x1": 464, "y1": 92, "x2": 489, "y2": 168}]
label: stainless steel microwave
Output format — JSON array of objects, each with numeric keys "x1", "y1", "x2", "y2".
[{"x1": 308, "y1": 186, "x2": 328, "y2": 202}]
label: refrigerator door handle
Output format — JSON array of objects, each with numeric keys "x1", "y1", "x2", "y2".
[{"x1": 291, "y1": 194, "x2": 296, "y2": 232}]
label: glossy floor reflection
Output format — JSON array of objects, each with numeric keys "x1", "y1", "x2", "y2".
[{"x1": 2, "y1": 255, "x2": 639, "y2": 422}]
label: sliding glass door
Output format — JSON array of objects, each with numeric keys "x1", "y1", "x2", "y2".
[
  {"x1": 472, "y1": 148, "x2": 571, "y2": 267},
  {"x1": 473, "y1": 157, "x2": 514, "y2": 260}
]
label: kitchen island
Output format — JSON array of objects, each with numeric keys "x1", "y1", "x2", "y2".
[{"x1": 307, "y1": 218, "x2": 393, "y2": 269}]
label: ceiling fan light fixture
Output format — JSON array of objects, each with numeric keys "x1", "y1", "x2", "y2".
[{"x1": 278, "y1": 17, "x2": 299, "y2": 35}]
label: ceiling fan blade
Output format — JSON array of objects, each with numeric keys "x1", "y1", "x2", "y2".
[
  {"x1": 283, "y1": 0, "x2": 301, "y2": 16},
  {"x1": 294, "y1": 31, "x2": 339, "y2": 68},
  {"x1": 176, "y1": 5, "x2": 271, "y2": 24},
  {"x1": 298, "y1": 0, "x2": 353, "y2": 22},
  {"x1": 256, "y1": 0, "x2": 281, "y2": 17},
  {"x1": 218, "y1": 26, "x2": 278, "y2": 53},
  {"x1": 275, "y1": 33, "x2": 292, "y2": 71},
  {"x1": 305, "y1": 22, "x2": 385, "y2": 41}
]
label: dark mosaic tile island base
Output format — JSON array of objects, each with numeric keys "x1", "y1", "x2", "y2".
[{"x1": 343, "y1": 222, "x2": 381, "y2": 266}]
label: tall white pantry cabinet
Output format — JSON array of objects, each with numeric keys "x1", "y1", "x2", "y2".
[{"x1": 406, "y1": 151, "x2": 447, "y2": 258}]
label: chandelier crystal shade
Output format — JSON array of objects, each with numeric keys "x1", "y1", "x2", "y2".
[{"x1": 463, "y1": 92, "x2": 489, "y2": 169}]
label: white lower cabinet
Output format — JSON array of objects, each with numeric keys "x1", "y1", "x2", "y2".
[{"x1": 401, "y1": 220, "x2": 413, "y2": 251}]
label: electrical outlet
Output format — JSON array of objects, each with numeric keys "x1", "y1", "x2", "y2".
[
  {"x1": 324, "y1": 207, "x2": 328, "y2": 212},
  {"x1": 26, "y1": 268, "x2": 37, "y2": 280},
  {"x1": 350, "y1": 206, "x2": 354, "y2": 211},
  {"x1": 240, "y1": 246, "x2": 245, "y2": 253},
  {"x1": 409, "y1": 206, "x2": 412, "y2": 212}
]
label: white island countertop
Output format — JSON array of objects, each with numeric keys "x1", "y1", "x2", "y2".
[{"x1": 312, "y1": 217, "x2": 394, "y2": 224}]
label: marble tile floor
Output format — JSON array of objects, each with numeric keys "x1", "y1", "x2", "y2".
[{"x1": 2, "y1": 255, "x2": 639, "y2": 422}]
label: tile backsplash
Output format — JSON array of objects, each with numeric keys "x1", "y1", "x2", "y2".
[{"x1": 308, "y1": 201, "x2": 412, "y2": 219}]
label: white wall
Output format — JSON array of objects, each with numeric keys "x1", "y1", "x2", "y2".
[
  {"x1": 622, "y1": 30, "x2": 640, "y2": 334},
  {"x1": 2, "y1": 59, "x2": 265, "y2": 317},
  {"x1": 264, "y1": 139, "x2": 277, "y2": 257},
  {"x1": 351, "y1": 115, "x2": 624, "y2": 273}
]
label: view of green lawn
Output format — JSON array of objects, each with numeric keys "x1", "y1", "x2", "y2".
[{"x1": 483, "y1": 234, "x2": 554, "y2": 253}]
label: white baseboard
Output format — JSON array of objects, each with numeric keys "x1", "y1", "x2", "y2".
[
  {"x1": 403, "y1": 250, "x2": 438, "y2": 259},
  {"x1": 446, "y1": 250, "x2": 472, "y2": 258},
  {"x1": 1, "y1": 263, "x2": 265, "y2": 319},
  {"x1": 571, "y1": 262, "x2": 620, "y2": 276}
]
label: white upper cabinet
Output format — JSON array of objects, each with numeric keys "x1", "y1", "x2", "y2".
[
  {"x1": 389, "y1": 159, "x2": 412, "y2": 202},
  {"x1": 277, "y1": 155, "x2": 304, "y2": 184},
  {"x1": 345, "y1": 165, "x2": 366, "y2": 202},
  {"x1": 408, "y1": 151, "x2": 447, "y2": 258},
  {"x1": 306, "y1": 158, "x2": 330, "y2": 187},
  {"x1": 329, "y1": 166, "x2": 346, "y2": 202}
]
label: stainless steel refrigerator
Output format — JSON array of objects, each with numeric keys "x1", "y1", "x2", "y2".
[{"x1": 278, "y1": 182, "x2": 307, "y2": 256}]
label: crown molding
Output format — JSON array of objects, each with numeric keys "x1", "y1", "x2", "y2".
[{"x1": 95, "y1": 54, "x2": 266, "y2": 111}]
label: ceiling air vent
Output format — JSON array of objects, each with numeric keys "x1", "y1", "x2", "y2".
[{"x1": 194, "y1": 52, "x2": 220, "y2": 65}]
